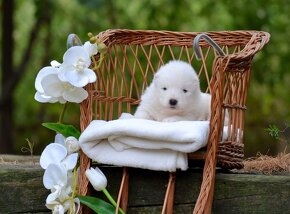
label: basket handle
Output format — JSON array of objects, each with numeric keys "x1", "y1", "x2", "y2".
[{"x1": 193, "y1": 34, "x2": 225, "y2": 60}]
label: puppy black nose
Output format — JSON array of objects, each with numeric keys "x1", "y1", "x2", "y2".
[{"x1": 169, "y1": 99, "x2": 178, "y2": 106}]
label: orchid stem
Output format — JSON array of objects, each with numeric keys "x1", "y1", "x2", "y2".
[
  {"x1": 102, "y1": 188, "x2": 125, "y2": 214},
  {"x1": 69, "y1": 167, "x2": 78, "y2": 214},
  {"x1": 91, "y1": 53, "x2": 104, "y2": 70},
  {"x1": 72, "y1": 167, "x2": 78, "y2": 198},
  {"x1": 58, "y1": 102, "x2": 68, "y2": 124}
]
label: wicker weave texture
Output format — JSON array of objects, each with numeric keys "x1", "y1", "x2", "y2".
[{"x1": 79, "y1": 29, "x2": 270, "y2": 214}]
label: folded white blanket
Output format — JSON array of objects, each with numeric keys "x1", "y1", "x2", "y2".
[{"x1": 79, "y1": 113, "x2": 211, "y2": 172}]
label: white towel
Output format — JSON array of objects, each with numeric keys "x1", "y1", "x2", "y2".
[{"x1": 79, "y1": 113, "x2": 210, "y2": 172}]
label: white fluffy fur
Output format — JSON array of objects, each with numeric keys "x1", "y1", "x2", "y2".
[{"x1": 134, "y1": 60, "x2": 211, "y2": 122}]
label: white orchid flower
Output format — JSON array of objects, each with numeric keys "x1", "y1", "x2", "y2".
[
  {"x1": 83, "y1": 41, "x2": 99, "y2": 56},
  {"x1": 58, "y1": 46, "x2": 96, "y2": 87},
  {"x1": 44, "y1": 164, "x2": 79, "y2": 213},
  {"x1": 43, "y1": 164, "x2": 70, "y2": 203},
  {"x1": 34, "y1": 66, "x2": 66, "y2": 103},
  {"x1": 41, "y1": 73, "x2": 88, "y2": 103},
  {"x1": 40, "y1": 143, "x2": 78, "y2": 170},
  {"x1": 85, "y1": 167, "x2": 107, "y2": 191}
]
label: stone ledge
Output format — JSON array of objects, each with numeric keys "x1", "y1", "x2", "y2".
[{"x1": 1, "y1": 155, "x2": 290, "y2": 213}]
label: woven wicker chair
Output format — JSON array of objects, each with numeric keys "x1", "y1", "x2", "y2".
[{"x1": 78, "y1": 29, "x2": 270, "y2": 213}]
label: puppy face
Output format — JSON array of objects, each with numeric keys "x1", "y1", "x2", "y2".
[{"x1": 152, "y1": 61, "x2": 200, "y2": 113}]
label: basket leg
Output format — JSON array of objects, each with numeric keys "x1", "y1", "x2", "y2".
[
  {"x1": 193, "y1": 146, "x2": 218, "y2": 214},
  {"x1": 161, "y1": 172, "x2": 176, "y2": 214},
  {"x1": 203, "y1": 164, "x2": 216, "y2": 214},
  {"x1": 204, "y1": 179, "x2": 215, "y2": 214},
  {"x1": 116, "y1": 167, "x2": 129, "y2": 213}
]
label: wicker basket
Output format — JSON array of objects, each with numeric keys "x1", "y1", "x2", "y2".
[{"x1": 78, "y1": 29, "x2": 270, "y2": 213}]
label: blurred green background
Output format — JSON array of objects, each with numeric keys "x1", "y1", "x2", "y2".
[{"x1": 0, "y1": 0, "x2": 289, "y2": 156}]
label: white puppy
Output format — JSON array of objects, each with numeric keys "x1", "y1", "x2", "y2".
[{"x1": 134, "y1": 60, "x2": 211, "y2": 122}]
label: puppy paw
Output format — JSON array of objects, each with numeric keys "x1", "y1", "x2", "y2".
[
  {"x1": 134, "y1": 110, "x2": 153, "y2": 120},
  {"x1": 162, "y1": 117, "x2": 179, "y2": 122}
]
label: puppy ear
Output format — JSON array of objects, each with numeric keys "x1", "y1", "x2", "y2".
[
  {"x1": 153, "y1": 72, "x2": 159, "y2": 79},
  {"x1": 153, "y1": 72, "x2": 160, "y2": 85}
]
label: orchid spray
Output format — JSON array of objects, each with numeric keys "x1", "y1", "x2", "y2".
[{"x1": 35, "y1": 33, "x2": 125, "y2": 214}]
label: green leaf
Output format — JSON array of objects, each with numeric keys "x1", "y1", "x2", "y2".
[
  {"x1": 78, "y1": 195, "x2": 119, "y2": 214},
  {"x1": 42, "y1": 122, "x2": 81, "y2": 138}
]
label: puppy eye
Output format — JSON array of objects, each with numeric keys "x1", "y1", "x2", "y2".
[
  {"x1": 162, "y1": 87, "x2": 167, "y2": 91},
  {"x1": 183, "y1": 89, "x2": 188, "y2": 93}
]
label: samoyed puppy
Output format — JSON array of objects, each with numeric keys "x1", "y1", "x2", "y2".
[{"x1": 134, "y1": 60, "x2": 211, "y2": 122}]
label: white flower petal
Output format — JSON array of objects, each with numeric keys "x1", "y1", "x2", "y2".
[
  {"x1": 34, "y1": 91, "x2": 59, "y2": 103},
  {"x1": 62, "y1": 200, "x2": 72, "y2": 213},
  {"x1": 63, "y1": 46, "x2": 90, "y2": 66},
  {"x1": 40, "y1": 143, "x2": 67, "y2": 169},
  {"x1": 46, "y1": 200, "x2": 59, "y2": 210},
  {"x1": 83, "y1": 68, "x2": 97, "y2": 83},
  {"x1": 67, "y1": 171, "x2": 75, "y2": 189},
  {"x1": 54, "y1": 134, "x2": 65, "y2": 146},
  {"x1": 69, "y1": 167, "x2": 80, "y2": 187},
  {"x1": 43, "y1": 164, "x2": 67, "y2": 189},
  {"x1": 58, "y1": 64, "x2": 75, "y2": 82},
  {"x1": 51, "y1": 60, "x2": 61, "y2": 68},
  {"x1": 46, "y1": 191, "x2": 59, "y2": 204},
  {"x1": 58, "y1": 96, "x2": 67, "y2": 104},
  {"x1": 65, "y1": 71, "x2": 89, "y2": 87},
  {"x1": 41, "y1": 74, "x2": 64, "y2": 97},
  {"x1": 35, "y1": 67, "x2": 58, "y2": 92},
  {"x1": 59, "y1": 186, "x2": 72, "y2": 201},
  {"x1": 53, "y1": 204, "x2": 65, "y2": 214},
  {"x1": 83, "y1": 41, "x2": 99, "y2": 56},
  {"x1": 74, "y1": 198, "x2": 81, "y2": 214},
  {"x1": 63, "y1": 87, "x2": 88, "y2": 103},
  {"x1": 62, "y1": 153, "x2": 78, "y2": 170}
]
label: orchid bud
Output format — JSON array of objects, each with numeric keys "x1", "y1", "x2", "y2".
[
  {"x1": 87, "y1": 32, "x2": 94, "y2": 38},
  {"x1": 89, "y1": 37, "x2": 97, "y2": 44},
  {"x1": 85, "y1": 167, "x2": 107, "y2": 191},
  {"x1": 65, "y1": 136, "x2": 80, "y2": 154}
]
